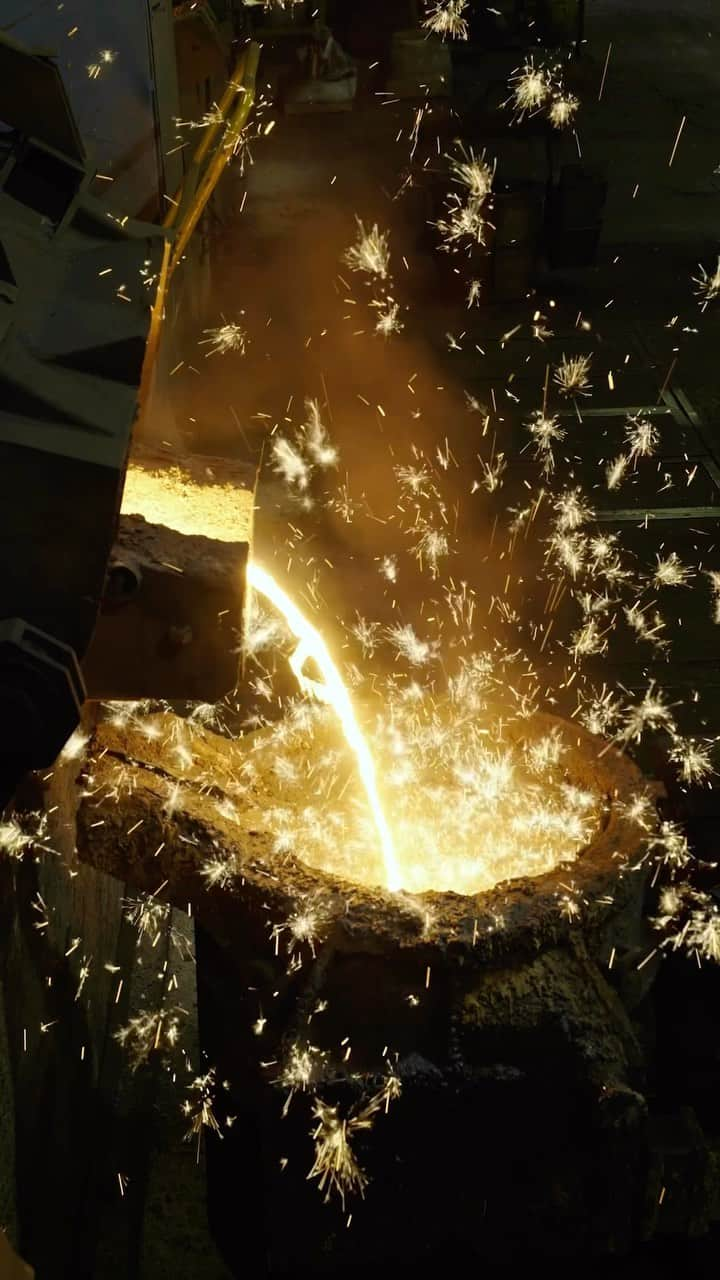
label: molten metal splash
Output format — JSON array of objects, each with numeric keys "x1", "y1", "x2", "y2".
[{"x1": 246, "y1": 563, "x2": 402, "y2": 892}]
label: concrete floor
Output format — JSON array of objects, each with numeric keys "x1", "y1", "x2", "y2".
[{"x1": 163, "y1": 0, "x2": 720, "y2": 750}]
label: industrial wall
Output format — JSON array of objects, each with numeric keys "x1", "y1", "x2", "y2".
[{"x1": 1, "y1": 0, "x2": 183, "y2": 221}]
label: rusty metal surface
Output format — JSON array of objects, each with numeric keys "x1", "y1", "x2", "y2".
[
  {"x1": 82, "y1": 516, "x2": 249, "y2": 702},
  {"x1": 82, "y1": 446, "x2": 256, "y2": 702}
]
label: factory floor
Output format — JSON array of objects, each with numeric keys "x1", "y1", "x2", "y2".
[{"x1": 154, "y1": 2, "x2": 720, "y2": 1271}]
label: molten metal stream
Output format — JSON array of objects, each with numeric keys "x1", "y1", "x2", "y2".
[{"x1": 247, "y1": 563, "x2": 402, "y2": 891}]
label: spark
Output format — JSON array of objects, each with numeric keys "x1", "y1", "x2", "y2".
[
  {"x1": 0, "y1": 810, "x2": 52, "y2": 860},
  {"x1": 0, "y1": 818, "x2": 37, "y2": 859},
  {"x1": 280, "y1": 1042, "x2": 327, "y2": 1106},
  {"x1": 618, "y1": 792, "x2": 657, "y2": 830},
  {"x1": 308, "y1": 1073, "x2": 402, "y2": 1207},
  {"x1": 352, "y1": 616, "x2": 382, "y2": 657},
  {"x1": 476, "y1": 452, "x2": 506, "y2": 493},
  {"x1": 422, "y1": 0, "x2": 469, "y2": 40},
  {"x1": 436, "y1": 143, "x2": 494, "y2": 254},
  {"x1": 571, "y1": 617, "x2": 608, "y2": 659},
  {"x1": 508, "y1": 58, "x2": 550, "y2": 118},
  {"x1": 692, "y1": 255, "x2": 720, "y2": 302},
  {"x1": 308, "y1": 1099, "x2": 369, "y2": 1207},
  {"x1": 200, "y1": 320, "x2": 247, "y2": 356},
  {"x1": 31, "y1": 893, "x2": 50, "y2": 932},
  {"x1": 645, "y1": 821, "x2": 692, "y2": 870},
  {"x1": 605, "y1": 455, "x2": 629, "y2": 490},
  {"x1": 200, "y1": 854, "x2": 237, "y2": 889},
  {"x1": 668, "y1": 115, "x2": 686, "y2": 167},
  {"x1": 414, "y1": 529, "x2": 450, "y2": 576},
  {"x1": 271, "y1": 437, "x2": 312, "y2": 492},
  {"x1": 526, "y1": 729, "x2": 566, "y2": 773},
  {"x1": 618, "y1": 685, "x2": 675, "y2": 744},
  {"x1": 327, "y1": 483, "x2": 361, "y2": 523},
  {"x1": 553, "y1": 353, "x2": 592, "y2": 397},
  {"x1": 182, "y1": 1069, "x2": 223, "y2": 1144},
  {"x1": 625, "y1": 414, "x2": 660, "y2": 459},
  {"x1": 75, "y1": 957, "x2": 91, "y2": 1002},
  {"x1": 272, "y1": 903, "x2": 324, "y2": 959},
  {"x1": 548, "y1": 90, "x2": 579, "y2": 129},
  {"x1": 449, "y1": 144, "x2": 495, "y2": 201},
  {"x1": 344, "y1": 220, "x2": 391, "y2": 279},
  {"x1": 386, "y1": 623, "x2": 440, "y2": 667},
  {"x1": 248, "y1": 564, "x2": 402, "y2": 890},
  {"x1": 437, "y1": 193, "x2": 491, "y2": 251},
  {"x1": 379, "y1": 555, "x2": 398, "y2": 582},
  {"x1": 526, "y1": 410, "x2": 565, "y2": 475},
  {"x1": 654, "y1": 552, "x2": 693, "y2": 587},
  {"x1": 560, "y1": 891, "x2": 581, "y2": 921},
  {"x1": 684, "y1": 903, "x2": 720, "y2": 962},
  {"x1": 549, "y1": 531, "x2": 586, "y2": 578},
  {"x1": 553, "y1": 487, "x2": 594, "y2": 531},
  {"x1": 373, "y1": 297, "x2": 403, "y2": 337},
  {"x1": 598, "y1": 42, "x2": 613, "y2": 101},
  {"x1": 395, "y1": 463, "x2": 433, "y2": 497},
  {"x1": 123, "y1": 895, "x2": 170, "y2": 941},
  {"x1": 243, "y1": 599, "x2": 288, "y2": 657},
  {"x1": 624, "y1": 603, "x2": 667, "y2": 651},
  {"x1": 467, "y1": 279, "x2": 482, "y2": 307},
  {"x1": 578, "y1": 688, "x2": 622, "y2": 736},
  {"x1": 532, "y1": 320, "x2": 554, "y2": 342},
  {"x1": 115, "y1": 1007, "x2": 185, "y2": 1070},
  {"x1": 669, "y1": 736, "x2": 715, "y2": 784},
  {"x1": 175, "y1": 105, "x2": 226, "y2": 132},
  {"x1": 303, "y1": 400, "x2": 338, "y2": 469}
]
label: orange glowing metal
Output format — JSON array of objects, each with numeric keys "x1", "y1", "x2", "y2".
[{"x1": 247, "y1": 563, "x2": 401, "y2": 892}]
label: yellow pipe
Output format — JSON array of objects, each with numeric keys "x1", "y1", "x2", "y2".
[
  {"x1": 163, "y1": 43, "x2": 253, "y2": 230},
  {"x1": 167, "y1": 41, "x2": 260, "y2": 281},
  {"x1": 136, "y1": 236, "x2": 172, "y2": 418}
]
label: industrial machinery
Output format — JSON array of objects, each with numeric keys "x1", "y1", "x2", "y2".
[{"x1": 0, "y1": 32, "x2": 259, "y2": 811}]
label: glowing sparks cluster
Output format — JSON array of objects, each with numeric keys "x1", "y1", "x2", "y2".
[
  {"x1": 115, "y1": 1006, "x2": 185, "y2": 1071},
  {"x1": 200, "y1": 319, "x2": 247, "y2": 356},
  {"x1": 507, "y1": 59, "x2": 579, "y2": 130},
  {"x1": 183, "y1": 1068, "x2": 223, "y2": 1146},
  {"x1": 437, "y1": 143, "x2": 495, "y2": 254},
  {"x1": 553, "y1": 352, "x2": 593, "y2": 397},
  {"x1": 692, "y1": 255, "x2": 720, "y2": 303},
  {"x1": 625, "y1": 413, "x2": 660, "y2": 459},
  {"x1": 422, "y1": 0, "x2": 469, "y2": 41},
  {"x1": 344, "y1": 220, "x2": 390, "y2": 280},
  {"x1": 0, "y1": 810, "x2": 52, "y2": 860},
  {"x1": 308, "y1": 1073, "x2": 401, "y2": 1207},
  {"x1": 526, "y1": 410, "x2": 565, "y2": 476},
  {"x1": 654, "y1": 886, "x2": 720, "y2": 963},
  {"x1": 87, "y1": 49, "x2": 117, "y2": 79},
  {"x1": 270, "y1": 398, "x2": 338, "y2": 502},
  {"x1": 344, "y1": 219, "x2": 403, "y2": 339}
]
